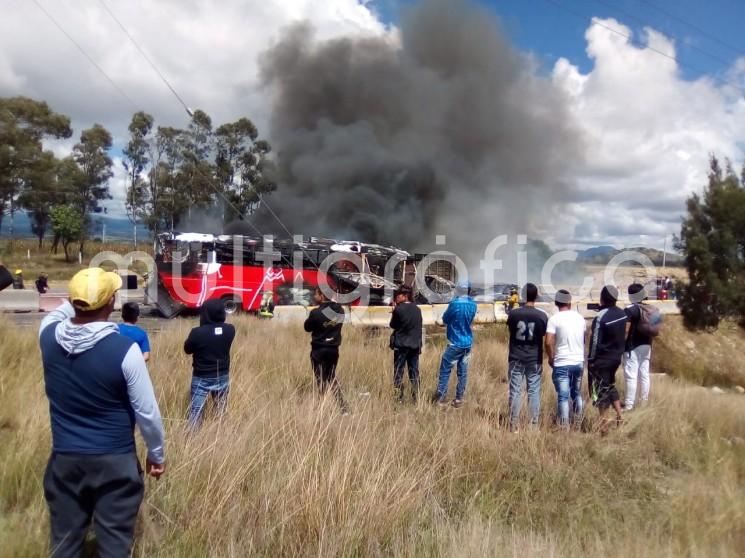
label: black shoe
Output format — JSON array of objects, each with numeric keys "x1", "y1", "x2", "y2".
[{"x1": 430, "y1": 391, "x2": 443, "y2": 404}]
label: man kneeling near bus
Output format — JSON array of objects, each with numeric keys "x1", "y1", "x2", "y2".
[{"x1": 40, "y1": 268, "x2": 165, "y2": 557}]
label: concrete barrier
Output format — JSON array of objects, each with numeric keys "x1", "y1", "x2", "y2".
[
  {"x1": 0, "y1": 289, "x2": 39, "y2": 312},
  {"x1": 39, "y1": 293, "x2": 67, "y2": 312},
  {"x1": 272, "y1": 304, "x2": 310, "y2": 325}
]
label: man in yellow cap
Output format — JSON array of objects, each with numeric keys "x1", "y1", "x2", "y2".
[{"x1": 38, "y1": 267, "x2": 165, "y2": 556}]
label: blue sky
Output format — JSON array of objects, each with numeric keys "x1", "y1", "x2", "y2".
[
  {"x1": 374, "y1": 0, "x2": 745, "y2": 83},
  {"x1": 3, "y1": 0, "x2": 744, "y2": 248}
]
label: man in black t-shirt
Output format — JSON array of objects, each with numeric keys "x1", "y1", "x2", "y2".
[
  {"x1": 623, "y1": 283, "x2": 653, "y2": 411},
  {"x1": 506, "y1": 283, "x2": 548, "y2": 431}
]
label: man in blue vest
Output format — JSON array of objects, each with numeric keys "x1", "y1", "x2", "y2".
[{"x1": 39, "y1": 268, "x2": 165, "y2": 557}]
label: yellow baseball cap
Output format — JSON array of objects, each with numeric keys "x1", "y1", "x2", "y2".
[
  {"x1": 15, "y1": 269, "x2": 22, "y2": 275},
  {"x1": 68, "y1": 268, "x2": 122, "y2": 311}
]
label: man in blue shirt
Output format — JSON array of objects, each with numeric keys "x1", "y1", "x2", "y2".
[
  {"x1": 119, "y1": 302, "x2": 151, "y2": 362},
  {"x1": 432, "y1": 281, "x2": 478, "y2": 408}
]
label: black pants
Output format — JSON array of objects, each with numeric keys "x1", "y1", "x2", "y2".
[
  {"x1": 44, "y1": 452, "x2": 144, "y2": 558},
  {"x1": 588, "y1": 359, "x2": 621, "y2": 410},
  {"x1": 393, "y1": 348, "x2": 420, "y2": 401},
  {"x1": 311, "y1": 346, "x2": 347, "y2": 410}
]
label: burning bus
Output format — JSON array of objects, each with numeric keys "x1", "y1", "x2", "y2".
[{"x1": 147, "y1": 232, "x2": 456, "y2": 317}]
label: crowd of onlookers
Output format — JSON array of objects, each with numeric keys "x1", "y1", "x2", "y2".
[{"x1": 36, "y1": 269, "x2": 660, "y2": 555}]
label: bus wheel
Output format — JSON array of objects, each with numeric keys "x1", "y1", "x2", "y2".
[{"x1": 221, "y1": 296, "x2": 243, "y2": 315}]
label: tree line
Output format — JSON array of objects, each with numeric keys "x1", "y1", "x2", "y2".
[{"x1": 0, "y1": 96, "x2": 274, "y2": 260}]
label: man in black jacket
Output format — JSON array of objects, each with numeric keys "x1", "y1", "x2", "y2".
[
  {"x1": 390, "y1": 286, "x2": 423, "y2": 403},
  {"x1": 184, "y1": 299, "x2": 236, "y2": 427},
  {"x1": 304, "y1": 287, "x2": 348, "y2": 412},
  {"x1": 588, "y1": 285, "x2": 627, "y2": 433}
]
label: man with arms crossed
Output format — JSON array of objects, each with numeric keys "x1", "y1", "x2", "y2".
[
  {"x1": 506, "y1": 283, "x2": 548, "y2": 431},
  {"x1": 40, "y1": 268, "x2": 165, "y2": 557},
  {"x1": 545, "y1": 289, "x2": 586, "y2": 428}
]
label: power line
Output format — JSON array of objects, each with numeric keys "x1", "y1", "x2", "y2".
[
  {"x1": 591, "y1": 0, "x2": 741, "y2": 69},
  {"x1": 93, "y1": 0, "x2": 281, "y2": 242},
  {"x1": 97, "y1": 0, "x2": 192, "y2": 116},
  {"x1": 30, "y1": 0, "x2": 136, "y2": 108},
  {"x1": 542, "y1": 0, "x2": 745, "y2": 97},
  {"x1": 638, "y1": 0, "x2": 744, "y2": 58}
]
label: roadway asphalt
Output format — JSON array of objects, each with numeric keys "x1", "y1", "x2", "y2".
[{"x1": 3, "y1": 306, "x2": 171, "y2": 334}]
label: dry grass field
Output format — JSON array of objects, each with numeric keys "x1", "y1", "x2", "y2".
[{"x1": 1, "y1": 315, "x2": 744, "y2": 557}]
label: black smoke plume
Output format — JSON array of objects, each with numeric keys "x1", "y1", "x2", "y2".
[{"x1": 254, "y1": 0, "x2": 583, "y2": 262}]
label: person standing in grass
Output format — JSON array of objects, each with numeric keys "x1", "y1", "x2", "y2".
[
  {"x1": 623, "y1": 283, "x2": 657, "y2": 411},
  {"x1": 588, "y1": 285, "x2": 627, "y2": 433},
  {"x1": 184, "y1": 298, "x2": 236, "y2": 427},
  {"x1": 506, "y1": 283, "x2": 548, "y2": 431},
  {"x1": 304, "y1": 287, "x2": 349, "y2": 413},
  {"x1": 390, "y1": 285, "x2": 423, "y2": 403},
  {"x1": 119, "y1": 302, "x2": 151, "y2": 362},
  {"x1": 545, "y1": 289, "x2": 587, "y2": 428},
  {"x1": 39, "y1": 268, "x2": 165, "y2": 557},
  {"x1": 432, "y1": 280, "x2": 478, "y2": 408}
]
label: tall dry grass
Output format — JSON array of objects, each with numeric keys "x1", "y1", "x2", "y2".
[{"x1": 1, "y1": 316, "x2": 744, "y2": 557}]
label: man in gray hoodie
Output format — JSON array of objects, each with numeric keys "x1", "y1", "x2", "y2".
[{"x1": 39, "y1": 268, "x2": 165, "y2": 557}]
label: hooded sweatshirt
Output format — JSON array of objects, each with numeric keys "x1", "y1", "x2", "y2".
[
  {"x1": 184, "y1": 299, "x2": 236, "y2": 377},
  {"x1": 39, "y1": 301, "x2": 165, "y2": 463}
]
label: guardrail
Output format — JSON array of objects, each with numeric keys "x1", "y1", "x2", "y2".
[{"x1": 1, "y1": 289, "x2": 681, "y2": 325}]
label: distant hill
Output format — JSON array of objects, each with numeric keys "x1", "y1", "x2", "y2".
[
  {"x1": 577, "y1": 246, "x2": 683, "y2": 267},
  {"x1": 0, "y1": 212, "x2": 149, "y2": 242}
]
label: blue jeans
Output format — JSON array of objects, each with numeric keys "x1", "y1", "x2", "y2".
[
  {"x1": 436, "y1": 344, "x2": 471, "y2": 400},
  {"x1": 508, "y1": 361, "x2": 542, "y2": 428},
  {"x1": 188, "y1": 375, "x2": 230, "y2": 427},
  {"x1": 552, "y1": 364, "x2": 584, "y2": 426}
]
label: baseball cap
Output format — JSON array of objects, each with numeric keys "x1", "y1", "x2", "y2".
[
  {"x1": 68, "y1": 268, "x2": 122, "y2": 311},
  {"x1": 15, "y1": 269, "x2": 22, "y2": 275}
]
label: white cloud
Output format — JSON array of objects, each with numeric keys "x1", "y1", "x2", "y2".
[
  {"x1": 3, "y1": 6, "x2": 745, "y2": 249},
  {"x1": 551, "y1": 18, "x2": 745, "y2": 249},
  {"x1": 0, "y1": 0, "x2": 386, "y2": 214}
]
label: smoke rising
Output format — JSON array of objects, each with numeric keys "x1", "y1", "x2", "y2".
[{"x1": 256, "y1": 0, "x2": 583, "y2": 263}]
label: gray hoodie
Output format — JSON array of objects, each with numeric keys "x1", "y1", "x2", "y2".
[{"x1": 40, "y1": 302, "x2": 165, "y2": 464}]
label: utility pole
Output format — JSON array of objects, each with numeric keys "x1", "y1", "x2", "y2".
[{"x1": 662, "y1": 235, "x2": 667, "y2": 271}]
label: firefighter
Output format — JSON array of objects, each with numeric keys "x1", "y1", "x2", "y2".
[
  {"x1": 259, "y1": 290, "x2": 275, "y2": 318},
  {"x1": 507, "y1": 287, "x2": 519, "y2": 311},
  {"x1": 12, "y1": 269, "x2": 24, "y2": 289}
]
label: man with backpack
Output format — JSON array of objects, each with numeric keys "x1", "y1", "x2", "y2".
[{"x1": 623, "y1": 283, "x2": 661, "y2": 411}]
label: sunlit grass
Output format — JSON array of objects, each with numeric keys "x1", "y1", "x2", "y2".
[{"x1": 0, "y1": 315, "x2": 744, "y2": 557}]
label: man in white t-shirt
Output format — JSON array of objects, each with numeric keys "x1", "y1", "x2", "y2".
[{"x1": 545, "y1": 289, "x2": 587, "y2": 427}]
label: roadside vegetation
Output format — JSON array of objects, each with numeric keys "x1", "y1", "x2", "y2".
[
  {"x1": 0, "y1": 238, "x2": 152, "y2": 284},
  {"x1": 1, "y1": 316, "x2": 743, "y2": 556}
]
